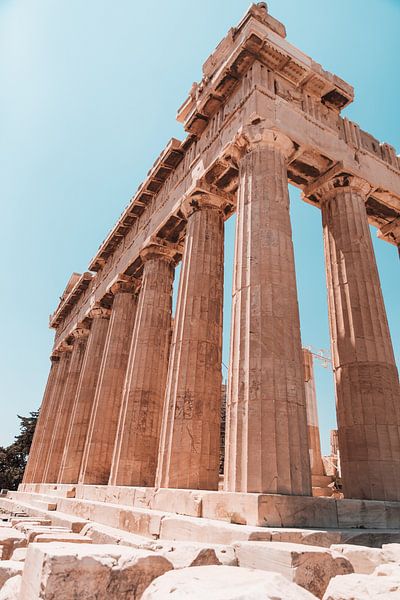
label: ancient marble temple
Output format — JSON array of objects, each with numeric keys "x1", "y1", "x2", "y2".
[{"x1": 24, "y1": 3, "x2": 400, "y2": 507}]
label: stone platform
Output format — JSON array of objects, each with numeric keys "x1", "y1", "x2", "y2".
[{"x1": 14, "y1": 484, "x2": 400, "y2": 531}]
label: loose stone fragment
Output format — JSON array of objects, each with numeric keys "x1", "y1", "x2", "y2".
[
  {"x1": 330, "y1": 544, "x2": 385, "y2": 574},
  {"x1": 141, "y1": 565, "x2": 318, "y2": 599},
  {"x1": 141, "y1": 540, "x2": 237, "y2": 568},
  {"x1": 234, "y1": 541, "x2": 353, "y2": 598},
  {"x1": 373, "y1": 563, "x2": 400, "y2": 577},
  {"x1": 382, "y1": 543, "x2": 400, "y2": 563},
  {"x1": 10, "y1": 548, "x2": 27, "y2": 562},
  {"x1": 0, "y1": 561, "x2": 23, "y2": 588},
  {"x1": 19, "y1": 542, "x2": 173, "y2": 600},
  {"x1": 0, "y1": 575, "x2": 22, "y2": 600},
  {"x1": 323, "y1": 573, "x2": 400, "y2": 599},
  {"x1": 0, "y1": 529, "x2": 26, "y2": 560}
]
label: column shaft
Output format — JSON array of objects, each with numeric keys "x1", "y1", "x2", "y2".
[
  {"x1": 303, "y1": 349, "x2": 324, "y2": 477},
  {"x1": 23, "y1": 354, "x2": 61, "y2": 483},
  {"x1": 156, "y1": 199, "x2": 224, "y2": 490},
  {"x1": 225, "y1": 133, "x2": 311, "y2": 495},
  {"x1": 33, "y1": 348, "x2": 72, "y2": 483},
  {"x1": 321, "y1": 180, "x2": 400, "y2": 500},
  {"x1": 79, "y1": 281, "x2": 138, "y2": 484},
  {"x1": 42, "y1": 329, "x2": 89, "y2": 483},
  {"x1": 109, "y1": 244, "x2": 175, "y2": 486},
  {"x1": 58, "y1": 308, "x2": 111, "y2": 483}
]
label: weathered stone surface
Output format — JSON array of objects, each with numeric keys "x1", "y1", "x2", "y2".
[
  {"x1": 159, "y1": 514, "x2": 272, "y2": 545},
  {"x1": 142, "y1": 565, "x2": 318, "y2": 599},
  {"x1": 0, "y1": 562, "x2": 23, "y2": 588},
  {"x1": 21, "y1": 526, "x2": 70, "y2": 543},
  {"x1": 13, "y1": 519, "x2": 52, "y2": 529},
  {"x1": 382, "y1": 544, "x2": 400, "y2": 563},
  {"x1": 10, "y1": 548, "x2": 27, "y2": 562},
  {"x1": 56, "y1": 497, "x2": 163, "y2": 537},
  {"x1": 34, "y1": 532, "x2": 91, "y2": 544},
  {"x1": 80, "y1": 522, "x2": 150, "y2": 546},
  {"x1": 338, "y1": 530, "x2": 400, "y2": 548},
  {"x1": 150, "y1": 488, "x2": 203, "y2": 517},
  {"x1": 322, "y1": 573, "x2": 400, "y2": 599},
  {"x1": 272, "y1": 530, "x2": 342, "y2": 548},
  {"x1": 331, "y1": 544, "x2": 385, "y2": 574},
  {"x1": 202, "y1": 492, "x2": 338, "y2": 528},
  {"x1": 0, "y1": 575, "x2": 22, "y2": 600},
  {"x1": 19, "y1": 543, "x2": 173, "y2": 600},
  {"x1": 0, "y1": 529, "x2": 26, "y2": 560},
  {"x1": 82, "y1": 521, "x2": 236, "y2": 567},
  {"x1": 336, "y1": 499, "x2": 387, "y2": 529},
  {"x1": 373, "y1": 563, "x2": 400, "y2": 577},
  {"x1": 234, "y1": 541, "x2": 353, "y2": 598},
  {"x1": 141, "y1": 540, "x2": 237, "y2": 569}
]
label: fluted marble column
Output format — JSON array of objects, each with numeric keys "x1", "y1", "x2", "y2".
[
  {"x1": 319, "y1": 175, "x2": 400, "y2": 500},
  {"x1": 42, "y1": 326, "x2": 89, "y2": 483},
  {"x1": 109, "y1": 241, "x2": 177, "y2": 486},
  {"x1": 58, "y1": 307, "x2": 111, "y2": 483},
  {"x1": 224, "y1": 126, "x2": 312, "y2": 495},
  {"x1": 156, "y1": 193, "x2": 225, "y2": 490},
  {"x1": 32, "y1": 344, "x2": 73, "y2": 483},
  {"x1": 79, "y1": 277, "x2": 139, "y2": 484},
  {"x1": 23, "y1": 352, "x2": 61, "y2": 483},
  {"x1": 303, "y1": 349, "x2": 324, "y2": 478}
]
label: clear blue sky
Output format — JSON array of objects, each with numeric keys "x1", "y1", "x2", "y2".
[{"x1": 1, "y1": 0, "x2": 399, "y2": 454}]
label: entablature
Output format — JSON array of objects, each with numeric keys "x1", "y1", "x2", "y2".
[
  {"x1": 88, "y1": 138, "x2": 185, "y2": 272},
  {"x1": 51, "y1": 2, "x2": 400, "y2": 345},
  {"x1": 50, "y1": 272, "x2": 93, "y2": 328}
]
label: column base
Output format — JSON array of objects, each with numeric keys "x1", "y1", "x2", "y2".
[{"x1": 17, "y1": 483, "x2": 400, "y2": 529}]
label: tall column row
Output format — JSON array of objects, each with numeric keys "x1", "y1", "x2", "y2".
[
  {"x1": 24, "y1": 132, "x2": 399, "y2": 502},
  {"x1": 79, "y1": 276, "x2": 139, "y2": 484},
  {"x1": 43, "y1": 326, "x2": 89, "y2": 483},
  {"x1": 23, "y1": 351, "x2": 62, "y2": 484}
]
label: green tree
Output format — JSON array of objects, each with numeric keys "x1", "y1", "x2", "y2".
[{"x1": 0, "y1": 411, "x2": 39, "y2": 491}]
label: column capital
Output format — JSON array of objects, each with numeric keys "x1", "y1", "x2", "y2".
[
  {"x1": 52, "y1": 340, "x2": 73, "y2": 357},
  {"x1": 233, "y1": 122, "x2": 294, "y2": 159},
  {"x1": 303, "y1": 166, "x2": 373, "y2": 203},
  {"x1": 109, "y1": 274, "x2": 141, "y2": 296},
  {"x1": 181, "y1": 188, "x2": 227, "y2": 219},
  {"x1": 59, "y1": 341, "x2": 74, "y2": 353},
  {"x1": 71, "y1": 323, "x2": 91, "y2": 339},
  {"x1": 140, "y1": 237, "x2": 182, "y2": 265},
  {"x1": 89, "y1": 304, "x2": 112, "y2": 320}
]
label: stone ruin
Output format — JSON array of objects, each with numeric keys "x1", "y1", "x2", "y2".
[{"x1": 1, "y1": 3, "x2": 400, "y2": 598}]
